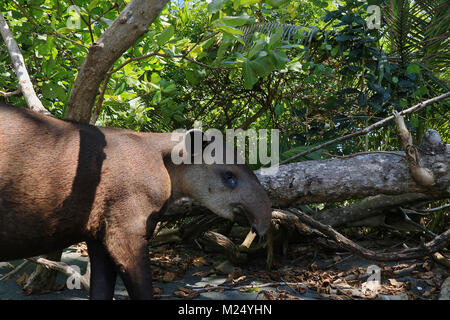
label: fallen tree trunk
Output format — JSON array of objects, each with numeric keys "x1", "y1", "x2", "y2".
[{"x1": 255, "y1": 130, "x2": 449, "y2": 207}]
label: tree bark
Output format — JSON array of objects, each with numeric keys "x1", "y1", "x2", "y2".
[
  {"x1": 65, "y1": 0, "x2": 169, "y2": 122},
  {"x1": 255, "y1": 130, "x2": 449, "y2": 207}
]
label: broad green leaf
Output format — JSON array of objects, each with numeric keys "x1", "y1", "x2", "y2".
[
  {"x1": 151, "y1": 73, "x2": 161, "y2": 84},
  {"x1": 152, "y1": 90, "x2": 161, "y2": 104},
  {"x1": 57, "y1": 27, "x2": 73, "y2": 34},
  {"x1": 240, "y1": 0, "x2": 259, "y2": 5},
  {"x1": 208, "y1": 0, "x2": 225, "y2": 13},
  {"x1": 156, "y1": 26, "x2": 174, "y2": 46},
  {"x1": 406, "y1": 64, "x2": 420, "y2": 74},
  {"x1": 287, "y1": 61, "x2": 302, "y2": 72},
  {"x1": 243, "y1": 60, "x2": 258, "y2": 89},
  {"x1": 331, "y1": 46, "x2": 339, "y2": 56},
  {"x1": 336, "y1": 34, "x2": 352, "y2": 42},
  {"x1": 269, "y1": 26, "x2": 284, "y2": 49},
  {"x1": 216, "y1": 23, "x2": 244, "y2": 36},
  {"x1": 249, "y1": 56, "x2": 274, "y2": 78},
  {"x1": 220, "y1": 14, "x2": 254, "y2": 27},
  {"x1": 269, "y1": 50, "x2": 289, "y2": 68},
  {"x1": 266, "y1": 0, "x2": 290, "y2": 8},
  {"x1": 357, "y1": 92, "x2": 367, "y2": 106},
  {"x1": 274, "y1": 103, "x2": 284, "y2": 116},
  {"x1": 114, "y1": 81, "x2": 126, "y2": 95},
  {"x1": 247, "y1": 40, "x2": 266, "y2": 59},
  {"x1": 88, "y1": 0, "x2": 100, "y2": 11}
]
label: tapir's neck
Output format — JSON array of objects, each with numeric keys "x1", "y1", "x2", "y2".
[{"x1": 139, "y1": 132, "x2": 187, "y2": 198}]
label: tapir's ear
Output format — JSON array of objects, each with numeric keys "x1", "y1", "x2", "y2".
[{"x1": 184, "y1": 129, "x2": 215, "y2": 161}]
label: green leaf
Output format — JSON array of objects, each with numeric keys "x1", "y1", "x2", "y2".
[
  {"x1": 240, "y1": 0, "x2": 259, "y2": 6},
  {"x1": 151, "y1": 73, "x2": 161, "y2": 84},
  {"x1": 208, "y1": 0, "x2": 225, "y2": 13},
  {"x1": 269, "y1": 26, "x2": 284, "y2": 49},
  {"x1": 266, "y1": 0, "x2": 290, "y2": 8},
  {"x1": 56, "y1": 27, "x2": 75, "y2": 34},
  {"x1": 336, "y1": 34, "x2": 352, "y2": 42},
  {"x1": 249, "y1": 56, "x2": 274, "y2": 78},
  {"x1": 216, "y1": 23, "x2": 244, "y2": 36},
  {"x1": 247, "y1": 40, "x2": 266, "y2": 59},
  {"x1": 243, "y1": 60, "x2": 258, "y2": 89},
  {"x1": 406, "y1": 64, "x2": 420, "y2": 74},
  {"x1": 220, "y1": 14, "x2": 254, "y2": 27},
  {"x1": 274, "y1": 103, "x2": 284, "y2": 116},
  {"x1": 357, "y1": 92, "x2": 367, "y2": 106},
  {"x1": 152, "y1": 90, "x2": 161, "y2": 104},
  {"x1": 185, "y1": 70, "x2": 200, "y2": 85},
  {"x1": 269, "y1": 50, "x2": 289, "y2": 68},
  {"x1": 331, "y1": 46, "x2": 339, "y2": 56},
  {"x1": 114, "y1": 81, "x2": 126, "y2": 95},
  {"x1": 156, "y1": 26, "x2": 174, "y2": 46},
  {"x1": 88, "y1": 0, "x2": 100, "y2": 11}
]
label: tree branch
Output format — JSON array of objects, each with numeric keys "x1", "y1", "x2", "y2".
[
  {"x1": 0, "y1": 12, "x2": 50, "y2": 115},
  {"x1": 65, "y1": 0, "x2": 169, "y2": 123},
  {"x1": 288, "y1": 208, "x2": 450, "y2": 262},
  {"x1": 280, "y1": 92, "x2": 450, "y2": 164},
  {"x1": 0, "y1": 88, "x2": 21, "y2": 97}
]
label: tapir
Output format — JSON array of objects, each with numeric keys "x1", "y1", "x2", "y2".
[{"x1": 0, "y1": 102, "x2": 272, "y2": 299}]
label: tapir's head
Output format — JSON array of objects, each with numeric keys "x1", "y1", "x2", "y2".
[{"x1": 167, "y1": 129, "x2": 272, "y2": 236}]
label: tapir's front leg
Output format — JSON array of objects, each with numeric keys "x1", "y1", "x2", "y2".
[
  {"x1": 87, "y1": 240, "x2": 117, "y2": 300},
  {"x1": 102, "y1": 199, "x2": 158, "y2": 300}
]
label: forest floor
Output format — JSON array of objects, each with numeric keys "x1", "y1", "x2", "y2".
[{"x1": 0, "y1": 236, "x2": 449, "y2": 300}]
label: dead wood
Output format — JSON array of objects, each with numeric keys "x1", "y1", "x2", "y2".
[
  {"x1": 201, "y1": 231, "x2": 247, "y2": 264},
  {"x1": 27, "y1": 257, "x2": 90, "y2": 291},
  {"x1": 288, "y1": 208, "x2": 450, "y2": 262}
]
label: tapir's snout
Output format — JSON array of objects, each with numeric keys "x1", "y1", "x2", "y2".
[{"x1": 232, "y1": 196, "x2": 272, "y2": 236}]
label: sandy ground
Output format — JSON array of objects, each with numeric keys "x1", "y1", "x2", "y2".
[
  {"x1": 1, "y1": 245, "x2": 447, "y2": 300},
  {"x1": 0, "y1": 248, "x2": 311, "y2": 300}
]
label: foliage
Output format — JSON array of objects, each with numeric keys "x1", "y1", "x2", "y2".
[{"x1": 0, "y1": 0, "x2": 448, "y2": 153}]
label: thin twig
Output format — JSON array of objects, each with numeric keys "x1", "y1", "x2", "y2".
[
  {"x1": 280, "y1": 92, "x2": 450, "y2": 164},
  {"x1": 10, "y1": 0, "x2": 88, "y2": 49},
  {"x1": 70, "y1": 0, "x2": 94, "y2": 43},
  {"x1": 0, "y1": 260, "x2": 30, "y2": 282},
  {"x1": 0, "y1": 88, "x2": 21, "y2": 97},
  {"x1": 323, "y1": 151, "x2": 405, "y2": 159}
]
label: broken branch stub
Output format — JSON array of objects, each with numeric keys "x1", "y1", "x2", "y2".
[{"x1": 393, "y1": 111, "x2": 435, "y2": 188}]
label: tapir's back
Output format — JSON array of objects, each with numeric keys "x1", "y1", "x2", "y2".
[{"x1": 0, "y1": 103, "x2": 109, "y2": 259}]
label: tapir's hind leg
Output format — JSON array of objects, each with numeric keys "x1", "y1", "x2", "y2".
[{"x1": 87, "y1": 240, "x2": 117, "y2": 300}]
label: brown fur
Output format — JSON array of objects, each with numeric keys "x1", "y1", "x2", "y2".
[{"x1": 0, "y1": 103, "x2": 272, "y2": 299}]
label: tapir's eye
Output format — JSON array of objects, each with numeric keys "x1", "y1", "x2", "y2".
[{"x1": 222, "y1": 171, "x2": 237, "y2": 189}]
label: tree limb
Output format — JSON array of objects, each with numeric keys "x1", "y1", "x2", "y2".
[
  {"x1": 0, "y1": 13, "x2": 50, "y2": 115},
  {"x1": 65, "y1": 0, "x2": 169, "y2": 122}
]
